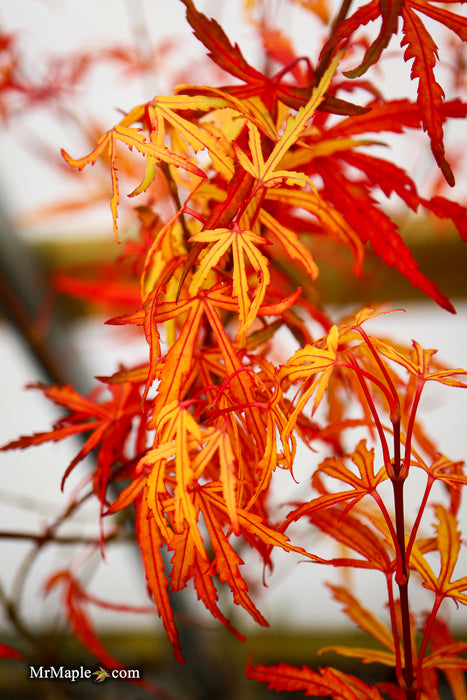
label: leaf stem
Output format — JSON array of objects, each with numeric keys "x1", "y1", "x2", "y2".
[
  {"x1": 403, "y1": 379, "x2": 424, "y2": 472},
  {"x1": 416, "y1": 595, "x2": 442, "y2": 679},
  {"x1": 358, "y1": 327, "x2": 401, "y2": 423},
  {"x1": 405, "y1": 476, "x2": 433, "y2": 562},
  {"x1": 0, "y1": 529, "x2": 124, "y2": 545},
  {"x1": 340, "y1": 359, "x2": 395, "y2": 417},
  {"x1": 345, "y1": 355, "x2": 391, "y2": 467}
]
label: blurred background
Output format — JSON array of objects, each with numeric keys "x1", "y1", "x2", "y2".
[{"x1": 0, "y1": 1, "x2": 466, "y2": 697}]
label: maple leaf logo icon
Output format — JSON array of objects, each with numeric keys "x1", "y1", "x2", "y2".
[{"x1": 93, "y1": 666, "x2": 110, "y2": 683}]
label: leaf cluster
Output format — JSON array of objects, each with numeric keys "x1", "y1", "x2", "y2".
[{"x1": 1, "y1": 0, "x2": 467, "y2": 697}]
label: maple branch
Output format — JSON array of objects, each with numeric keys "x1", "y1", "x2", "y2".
[
  {"x1": 391, "y1": 417, "x2": 416, "y2": 699},
  {"x1": 385, "y1": 572, "x2": 405, "y2": 685},
  {"x1": 159, "y1": 161, "x2": 192, "y2": 244},
  {"x1": 390, "y1": 379, "x2": 430, "y2": 697},
  {"x1": 393, "y1": 490, "x2": 415, "y2": 692},
  {"x1": 0, "y1": 529, "x2": 125, "y2": 545},
  {"x1": 10, "y1": 492, "x2": 95, "y2": 618},
  {"x1": 0, "y1": 580, "x2": 40, "y2": 651}
]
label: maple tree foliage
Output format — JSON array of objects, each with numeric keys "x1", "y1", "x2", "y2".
[{"x1": 1, "y1": 0, "x2": 467, "y2": 698}]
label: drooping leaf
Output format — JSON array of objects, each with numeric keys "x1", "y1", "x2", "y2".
[
  {"x1": 44, "y1": 572, "x2": 124, "y2": 669},
  {"x1": 247, "y1": 659, "x2": 385, "y2": 699},
  {"x1": 345, "y1": 0, "x2": 405, "y2": 79},
  {"x1": 62, "y1": 119, "x2": 206, "y2": 239},
  {"x1": 374, "y1": 339, "x2": 467, "y2": 387},
  {"x1": 196, "y1": 488, "x2": 269, "y2": 627},
  {"x1": 194, "y1": 424, "x2": 238, "y2": 532},
  {"x1": 136, "y1": 492, "x2": 184, "y2": 663},
  {"x1": 157, "y1": 403, "x2": 205, "y2": 554},
  {"x1": 410, "y1": 505, "x2": 467, "y2": 606},
  {"x1": 151, "y1": 96, "x2": 235, "y2": 179},
  {"x1": 189, "y1": 223, "x2": 271, "y2": 336},
  {"x1": 421, "y1": 617, "x2": 467, "y2": 699},
  {"x1": 313, "y1": 157, "x2": 456, "y2": 312},
  {"x1": 168, "y1": 528, "x2": 196, "y2": 593},
  {"x1": 203, "y1": 485, "x2": 322, "y2": 563},
  {"x1": 1, "y1": 382, "x2": 142, "y2": 499},
  {"x1": 180, "y1": 0, "x2": 266, "y2": 84},
  {"x1": 401, "y1": 6, "x2": 455, "y2": 186},
  {"x1": 150, "y1": 298, "x2": 204, "y2": 416},
  {"x1": 324, "y1": 584, "x2": 396, "y2": 653},
  {"x1": 260, "y1": 208, "x2": 319, "y2": 280},
  {"x1": 192, "y1": 558, "x2": 245, "y2": 641}
]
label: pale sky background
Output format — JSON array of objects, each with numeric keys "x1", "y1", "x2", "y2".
[{"x1": 0, "y1": 0, "x2": 466, "y2": 643}]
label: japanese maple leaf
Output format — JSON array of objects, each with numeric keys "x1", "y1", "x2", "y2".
[
  {"x1": 320, "y1": 584, "x2": 398, "y2": 667},
  {"x1": 319, "y1": 0, "x2": 467, "y2": 184},
  {"x1": 1, "y1": 381, "x2": 143, "y2": 499},
  {"x1": 136, "y1": 491, "x2": 184, "y2": 662},
  {"x1": 179, "y1": 0, "x2": 365, "y2": 116},
  {"x1": 93, "y1": 666, "x2": 110, "y2": 683},
  {"x1": 149, "y1": 95, "x2": 235, "y2": 180},
  {"x1": 247, "y1": 659, "x2": 385, "y2": 699},
  {"x1": 284, "y1": 503, "x2": 394, "y2": 573},
  {"x1": 152, "y1": 402, "x2": 206, "y2": 554},
  {"x1": 278, "y1": 324, "x2": 340, "y2": 446},
  {"x1": 231, "y1": 51, "x2": 342, "y2": 192},
  {"x1": 195, "y1": 484, "x2": 323, "y2": 626},
  {"x1": 410, "y1": 505, "x2": 467, "y2": 607},
  {"x1": 420, "y1": 617, "x2": 467, "y2": 695},
  {"x1": 61, "y1": 110, "x2": 206, "y2": 240},
  {"x1": 44, "y1": 572, "x2": 124, "y2": 670},
  {"x1": 189, "y1": 223, "x2": 271, "y2": 337},
  {"x1": 138, "y1": 284, "x2": 300, "y2": 451},
  {"x1": 414, "y1": 454, "x2": 467, "y2": 519},
  {"x1": 400, "y1": 6, "x2": 455, "y2": 185},
  {"x1": 336, "y1": 147, "x2": 467, "y2": 240},
  {"x1": 259, "y1": 208, "x2": 319, "y2": 280},
  {"x1": 324, "y1": 97, "x2": 467, "y2": 142},
  {"x1": 265, "y1": 186, "x2": 365, "y2": 274},
  {"x1": 312, "y1": 157, "x2": 457, "y2": 312},
  {"x1": 285, "y1": 440, "x2": 388, "y2": 518},
  {"x1": 374, "y1": 339, "x2": 467, "y2": 388}
]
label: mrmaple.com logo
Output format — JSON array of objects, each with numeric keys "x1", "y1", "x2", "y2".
[{"x1": 29, "y1": 665, "x2": 140, "y2": 682}]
